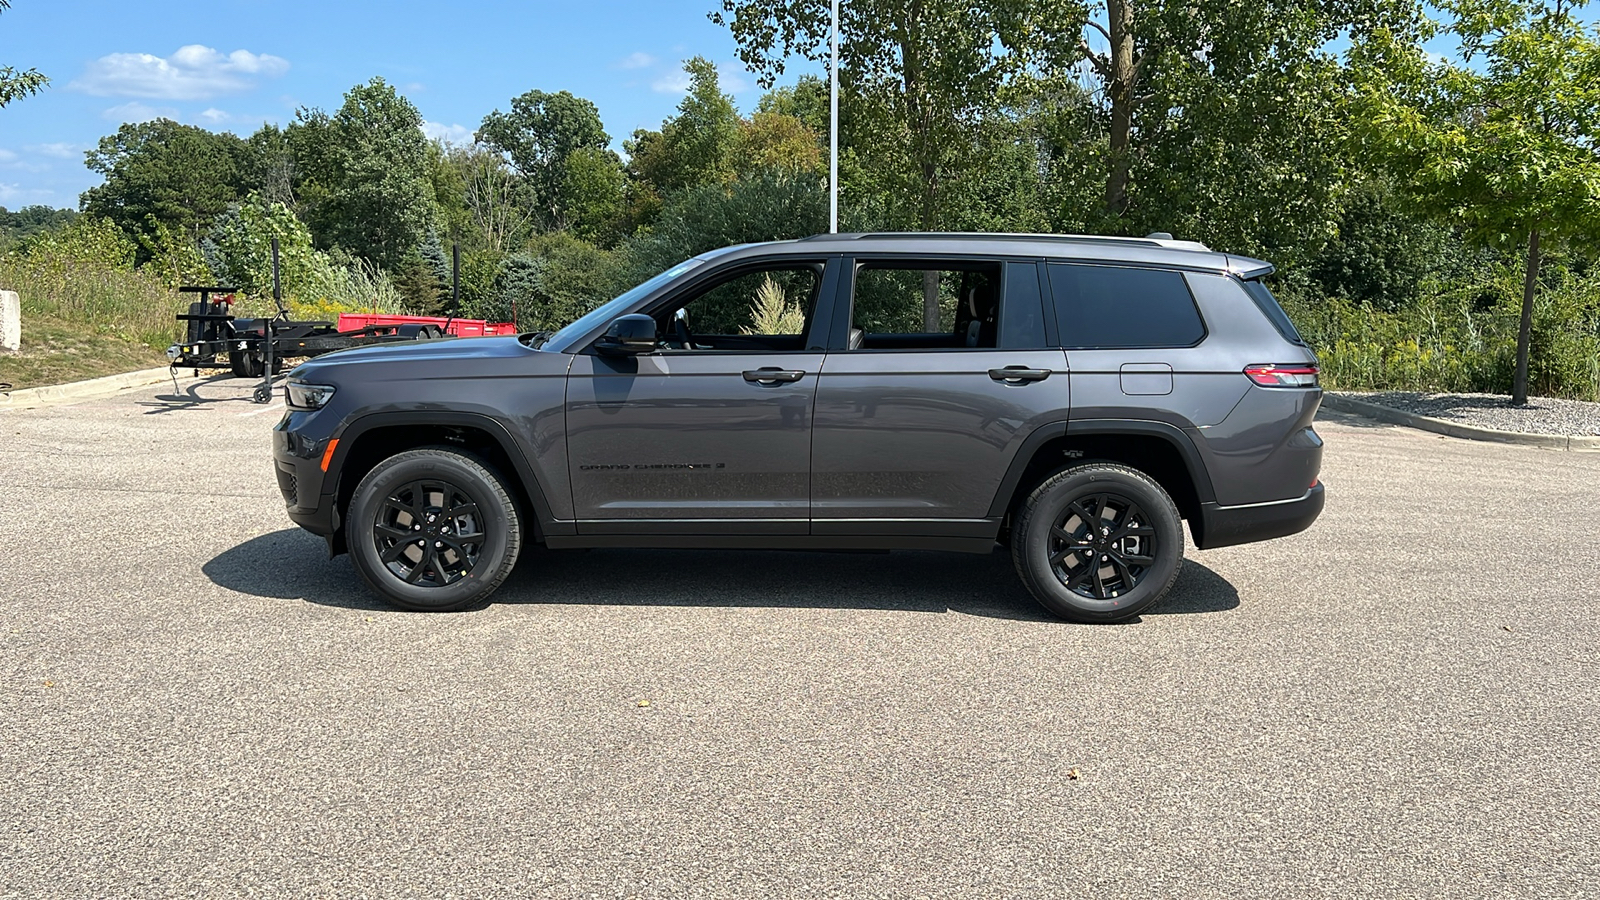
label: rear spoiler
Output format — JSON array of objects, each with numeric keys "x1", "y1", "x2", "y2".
[{"x1": 1226, "y1": 255, "x2": 1276, "y2": 280}]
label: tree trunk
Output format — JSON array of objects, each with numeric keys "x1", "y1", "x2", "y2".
[
  {"x1": 898, "y1": 9, "x2": 942, "y2": 330},
  {"x1": 1104, "y1": 0, "x2": 1136, "y2": 221},
  {"x1": 1513, "y1": 227, "x2": 1541, "y2": 406}
]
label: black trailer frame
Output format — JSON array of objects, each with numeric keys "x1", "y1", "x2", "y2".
[{"x1": 166, "y1": 239, "x2": 456, "y2": 403}]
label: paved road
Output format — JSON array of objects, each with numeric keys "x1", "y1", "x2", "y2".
[{"x1": 3, "y1": 378, "x2": 1596, "y2": 898}]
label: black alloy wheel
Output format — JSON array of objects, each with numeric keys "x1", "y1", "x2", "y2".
[
  {"x1": 1012, "y1": 462, "x2": 1183, "y2": 623},
  {"x1": 1047, "y1": 492, "x2": 1157, "y2": 601},
  {"x1": 347, "y1": 448, "x2": 522, "y2": 611},
  {"x1": 373, "y1": 479, "x2": 485, "y2": 587}
]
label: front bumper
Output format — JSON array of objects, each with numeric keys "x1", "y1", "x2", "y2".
[
  {"x1": 273, "y1": 409, "x2": 340, "y2": 538},
  {"x1": 1193, "y1": 481, "x2": 1325, "y2": 550}
]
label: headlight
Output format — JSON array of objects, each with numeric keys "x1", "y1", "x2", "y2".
[{"x1": 286, "y1": 381, "x2": 337, "y2": 410}]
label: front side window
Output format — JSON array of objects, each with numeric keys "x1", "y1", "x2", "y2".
[
  {"x1": 1047, "y1": 264, "x2": 1206, "y2": 349},
  {"x1": 848, "y1": 262, "x2": 1004, "y2": 350},
  {"x1": 656, "y1": 264, "x2": 822, "y2": 352}
]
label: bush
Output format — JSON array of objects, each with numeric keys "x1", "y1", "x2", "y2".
[{"x1": 1279, "y1": 261, "x2": 1600, "y2": 401}]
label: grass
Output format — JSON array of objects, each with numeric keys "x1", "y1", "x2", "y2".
[{"x1": 0, "y1": 313, "x2": 171, "y2": 391}]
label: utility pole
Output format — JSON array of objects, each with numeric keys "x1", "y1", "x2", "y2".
[{"x1": 830, "y1": 0, "x2": 840, "y2": 233}]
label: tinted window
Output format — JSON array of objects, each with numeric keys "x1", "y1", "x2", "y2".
[
  {"x1": 1047, "y1": 264, "x2": 1205, "y2": 349},
  {"x1": 848, "y1": 263, "x2": 1003, "y2": 350},
  {"x1": 1241, "y1": 279, "x2": 1306, "y2": 345}
]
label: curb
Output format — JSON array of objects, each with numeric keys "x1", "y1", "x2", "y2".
[
  {"x1": 1323, "y1": 393, "x2": 1600, "y2": 452},
  {"x1": 0, "y1": 366, "x2": 179, "y2": 411}
]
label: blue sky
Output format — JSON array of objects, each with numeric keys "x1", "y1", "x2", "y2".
[{"x1": 1, "y1": 0, "x2": 815, "y2": 210}]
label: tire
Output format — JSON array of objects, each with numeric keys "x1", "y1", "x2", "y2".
[
  {"x1": 229, "y1": 350, "x2": 261, "y2": 379},
  {"x1": 346, "y1": 448, "x2": 522, "y2": 612},
  {"x1": 1011, "y1": 463, "x2": 1184, "y2": 623}
]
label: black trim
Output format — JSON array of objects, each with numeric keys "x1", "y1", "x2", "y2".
[
  {"x1": 1194, "y1": 482, "x2": 1324, "y2": 549},
  {"x1": 325, "y1": 410, "x2": 568, "y2": 536},
  {"x1": 984, "y1": 419, "x2": 1220, "y2": 519},
  {"x1": 986, "y1": 422, "x2": 1068, "y2": 518},
  {"x1": 544, "y1": 533, "x2": 996, "y2": 554},
  {"x1": 1064, "y1": 419, "x2": 1217, "y2": 504}
]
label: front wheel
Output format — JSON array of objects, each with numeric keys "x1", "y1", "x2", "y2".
[
  {"x1": 1011, "y1": 463, "x2": 1184, "y2": 623},
  {"x1": 346, "y1": 449, "x2": 522, "y2": 611}
]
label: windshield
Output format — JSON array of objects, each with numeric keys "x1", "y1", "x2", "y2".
[{"x1": 544, "y1": 258, "x2": 707, "y2": 350}]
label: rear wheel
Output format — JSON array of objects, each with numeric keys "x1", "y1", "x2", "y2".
[
  {"x1": 1011, "y1": 463, "x2": 1183, "y2": 623},
  {"x1": 346, "y1": 449, "x2": 522, "y2": 611}
]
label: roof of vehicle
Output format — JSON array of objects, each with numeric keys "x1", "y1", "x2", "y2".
[{"x1": 713, "y1": 232, "x2": 1274, "y2": 279}]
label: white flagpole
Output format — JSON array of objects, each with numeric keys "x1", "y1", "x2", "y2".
[{"x1": 830, "y1": 0, "x2": 840, "y2": 233}]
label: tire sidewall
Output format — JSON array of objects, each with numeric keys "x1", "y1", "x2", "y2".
[
  {"x1": 1020, "y1": 466, "x2": 1183, "y2": 621},
  {"x1": 347, "y1": 451, "x2": 518, "y2": 611}
]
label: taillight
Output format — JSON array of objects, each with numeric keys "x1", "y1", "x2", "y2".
[{"x1": 1244, "y1": 364, "x2": 1319, "y2": 388}]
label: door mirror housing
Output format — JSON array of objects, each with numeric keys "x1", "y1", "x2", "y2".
[{"x1": 595, "y1": 314, "x2": 658, "y2": 355}]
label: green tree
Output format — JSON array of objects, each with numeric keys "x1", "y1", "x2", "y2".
[
  {"x1": 0, "y1": 0, "x2": 46, "y2": 107},
  {"x1": 80, "y1": 120, "x2": 248, "y2": 253},
  {"x1": 1353, "y1": 0, "x2": 1600, "y2": 404},
  {"x1": 716, "y1": 0, "x2": 1078, "y2": 231},
  {"x1": 734, "y1": 111, "x2": 825, "y2": 177},
  {"x1": 293, "y1": 78, "x2": 437, "y2": 270},
  {"x1": 476, "y1": 89, "x2": 612, "y2": 231}
]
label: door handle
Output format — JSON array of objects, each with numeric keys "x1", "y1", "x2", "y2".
[
  {"x1": 743, "y1": 368, "x2": 806, "y2": 384},
  {"x1": 989, "y1": 366, "x2": 1052, "y2": 384}
]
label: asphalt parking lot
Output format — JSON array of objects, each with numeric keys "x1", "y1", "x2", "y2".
[{"x1": 3, "y1": 376, "x2": 1597, "y2": 899}]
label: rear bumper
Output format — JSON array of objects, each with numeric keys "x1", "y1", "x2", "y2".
[{"x1": 1194, "y1": 481, "x2": 1324, "y2": 550}]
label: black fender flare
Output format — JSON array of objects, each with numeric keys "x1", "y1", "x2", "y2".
[
  {"x1": 986, "y1": 418, "x2": 1217, "y2": 518},
  {"x1": 325, "y1": 410, "x2": 566, "y2": 536}
]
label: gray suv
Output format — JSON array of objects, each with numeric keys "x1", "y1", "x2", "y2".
[{"x1": 273, "y1": 233, "x2": 1324, "y2": 622}]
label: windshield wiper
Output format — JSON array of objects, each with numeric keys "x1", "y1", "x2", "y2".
[{"x1": 523, "y1": 331, "x2": 554, "y2": 350}]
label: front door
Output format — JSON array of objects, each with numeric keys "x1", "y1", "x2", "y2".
[{"x1": 565, "y1": 260, "x2": 830, "y2": 534}]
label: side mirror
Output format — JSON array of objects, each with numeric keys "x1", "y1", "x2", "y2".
[{"x1": 595, "y1": 313, "x2": 658, "y2": 356}]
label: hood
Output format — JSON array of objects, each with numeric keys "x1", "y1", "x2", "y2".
[{"x1": 290, "y1": 335, "x2": 569, "y2": 384}]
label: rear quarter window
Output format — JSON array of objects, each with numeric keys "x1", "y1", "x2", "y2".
[
  {"x1": 1047, "y1": 264, "x2": 1206, "y2": 349},
  {"x1": 1240, "y1": 279, "x2": 1307, "y2": 346}
]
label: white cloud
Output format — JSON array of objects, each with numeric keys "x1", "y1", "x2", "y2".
[
  {"x1": 0, "y1": 149, "x2": 16, "y2": 164},
  {"x1": 199, "y1": 108, "x2": 231, "y2": 124},
  {"x1": 72, "y1": 45, "x2": 289, "y2": 101},
  {"x1": 651, "y1": 61, "x2": 754, "y2": 95},
  {"x1": 618, "y1": 52, "x2": 656, "y2": 70},
  {"x1": 30, "y1": 142, "x2": 80, "y2": 160},
  {"x1": 0, "y1": 182, "x2": 51, "y2": 204},
  {"x1": 422, "y1": 121, "x2": 473, "y2": 145},
  {"x1": 651, "y1": 71, "x2": 693, "y2": 94},
  {"x1": 717, "y1": 62, "x2": 752, "y2": 95},
  {"x1": 102, "y1": 101, "x2": 179, "y2": 123}
]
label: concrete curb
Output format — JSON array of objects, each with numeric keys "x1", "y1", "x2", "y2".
[
  {"x1": 1323, "y1": 393, "x2": 1600, "y2": 452},
  {"x1": 0, "y1": 366, "x2": 178, "y2": 411}
]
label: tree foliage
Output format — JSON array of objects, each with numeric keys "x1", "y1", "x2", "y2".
[
  {"x1": 81, "y1": 120, "x2": 248, "y2": 254},
  {"x1": 0, "y1": 0, "x2": 46, "y2": 108},
  {"x1": 292, "y1": 78, "x2": 437, "y2": 270},
  {"x1": 1352, "y1": 0, "x2": 1600, "y2": 402}
]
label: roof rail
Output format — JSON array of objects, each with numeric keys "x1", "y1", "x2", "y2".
[{"x1": 799, "y1": 231, "x2": 1211, "y2": 251}]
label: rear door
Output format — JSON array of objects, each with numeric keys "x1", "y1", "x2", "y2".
[{"x1": 809, "y1": 257, "x2": 1069, "y2": 532}]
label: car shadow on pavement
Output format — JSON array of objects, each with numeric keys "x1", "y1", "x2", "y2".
[{"x1": 204, "y1": 529, "x2": 1240, "y2": 623}]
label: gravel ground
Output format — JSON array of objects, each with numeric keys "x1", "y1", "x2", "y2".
[
  {"x1": 1340, "y1": 391, "x2": 1600, "y2": 435},
  {"x1": 2, "y1": 382, "x2": 1598, "y2": 898}
]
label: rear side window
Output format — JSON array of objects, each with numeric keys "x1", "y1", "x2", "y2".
[
  {"x1": 1047, "y1": 264, "x2": 1205, "y2": 349},
  {"x1": 1241, "y1": 279, "x2": 1306, "y2": 346}
]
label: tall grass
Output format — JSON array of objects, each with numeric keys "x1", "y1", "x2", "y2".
[
  {"x1": 1281, "y1": 272, "x2": 1600, "y2": 402},
  {"x1": 0, "y1": 255, "x2": 181, "y2": 349},
  {"x1": 0, "y1": 250, "x2": 407, "y2": 353}
]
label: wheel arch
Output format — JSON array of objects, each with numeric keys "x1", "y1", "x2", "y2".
[
  {"x1": 328, "y1": 412, "x2": 556, "y2": 547},
  {"x1": 989, "y1": 419, "x2": 1216, "y2": 526}
]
